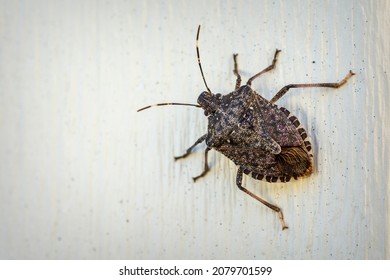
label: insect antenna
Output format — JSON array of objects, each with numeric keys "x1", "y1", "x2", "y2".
[
  {"x1": 137, "y1": 26, "x2": 209, "y2": 113},
  {"x1": 196, "y1": 25, "x2": 212, "y2": 94},
  {"x1": 137, "y1": 103, "x2": 201, "y2": 112}
]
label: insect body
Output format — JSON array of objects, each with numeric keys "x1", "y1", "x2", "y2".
[
  {"x1": 138, "y1": 26, "x2": 355, "y2": 230},
  {"x1": 207, "y1": 86, "x2": 313, "y2": 181}
]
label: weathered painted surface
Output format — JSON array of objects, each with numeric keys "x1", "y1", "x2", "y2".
[{"x1": 0, "y1": 0, "x2": 388, "y2": 259}]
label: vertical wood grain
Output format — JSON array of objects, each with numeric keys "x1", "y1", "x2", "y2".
[{"x1": 0, "y1": 0, "x2": 388, "y2": 259}]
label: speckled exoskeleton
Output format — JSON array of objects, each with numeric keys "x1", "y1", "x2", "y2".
[{"x1": 138, "y1": 26, "x2": 355, "y2": 230}]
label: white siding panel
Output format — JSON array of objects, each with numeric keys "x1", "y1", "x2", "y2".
[{"x1": 0, "y1": 0, "x2": 388, "y2": 259}]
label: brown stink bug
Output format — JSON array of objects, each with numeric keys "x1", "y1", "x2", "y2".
[{"x1": 138, "y1": 25, "x2": 355, "y2": 230}]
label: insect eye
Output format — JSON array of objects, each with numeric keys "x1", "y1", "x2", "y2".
[
  {"x1": 198, "y1": 91, "x2": 219, "y2": 113},
  {"x1": 204, "y1": 110, "x2": 213, "y2": 116}
]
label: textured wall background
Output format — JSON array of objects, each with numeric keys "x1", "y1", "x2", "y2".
[{"x1": 0, "y1": 0, "x2": 389, "y2": 259}]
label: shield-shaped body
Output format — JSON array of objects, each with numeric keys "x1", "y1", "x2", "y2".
[{"x1": 200, "y1": 85, "x2": 313, "y2": 183}]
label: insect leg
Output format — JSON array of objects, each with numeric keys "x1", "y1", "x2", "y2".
[
  {"x1": 193, "y1": 147, "x2": 211, "y2": 181},
  {"x1": 174, "y1": 134, "x2": 207, "y2": 160},
  {"x1": 246, "y1": 49, "x2": 281, "y2": 86},
  {"x1": 270, "y1": 70, "x2": 355, "y2": 104},
  {"x1": 233, "y1": 54, "x2": 242, "y2": 90},
  {"x1": 236, "y1": 167, "x2": 288, "y2": 230}
]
